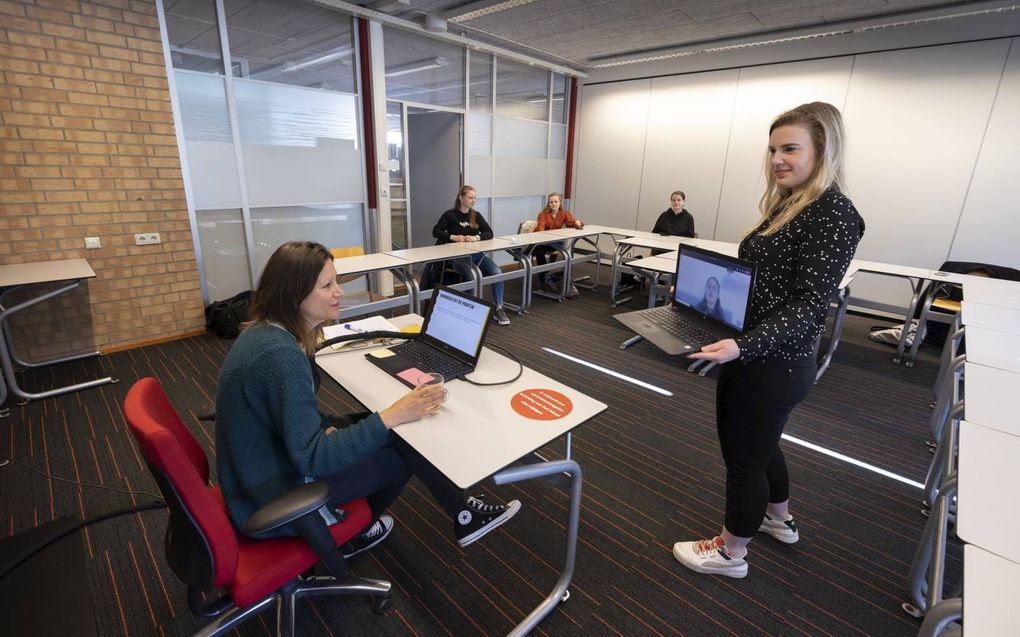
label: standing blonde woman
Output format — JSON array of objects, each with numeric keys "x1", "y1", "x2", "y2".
[{"x1": 673, "y1": 102, "x2": 865, "y2": 578}]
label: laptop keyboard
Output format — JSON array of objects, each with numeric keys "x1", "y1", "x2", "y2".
[
  {"x1": 642, "y1": 306, "x2": 719, "y2": 346},
  {"x1": 390, "y1": 340, "x2": 471, "y2": 380}
]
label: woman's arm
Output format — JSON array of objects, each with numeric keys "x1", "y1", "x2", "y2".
[
  {"x1": 475, "y1": 212, "x2": 494, "y2": 240},
  {"x1": 433, "y1": 210, "x2": 454, "y2": 242}
]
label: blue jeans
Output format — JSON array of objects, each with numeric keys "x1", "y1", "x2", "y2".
[{"x1": 449, "y1": 253, "x2": 503, "y2": 306}]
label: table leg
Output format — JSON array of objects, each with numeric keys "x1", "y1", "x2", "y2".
[
  {"x1": 391, "y1": 266, "x2": 419, "y2": 316},
  {"x1": 894, "y1": 278, "x2": 925, "y2": 365},
  {"x1": 1, "y1": 284, "x2": 105, "y2": 369},
  {"x1": 0, "y1": 280, "x2": 116, "y2": 403},
  {"x1": 1, "y1": 373, "x2": 9, "y2": 418},
  {"x1": 816, "y1": 286, "x2": 850, "y2": 381},
  {"x1": 610, "y1": 244, "x2": 633, "y2": 308},
  {"x1": 493, "y1": 458, "x2": 581, "y2": 636}
]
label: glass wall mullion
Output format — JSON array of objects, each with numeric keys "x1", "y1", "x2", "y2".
[
  {"x1": 214, "y1": 0, "x2": 256, "y2": 288},
  {"x1": 401, "y1": 102, "x2": 412, "y2": 248}
]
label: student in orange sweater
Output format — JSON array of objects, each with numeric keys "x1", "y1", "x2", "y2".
[{"x1": 533, "y1": 192, "x2": 583, "y2": 297}]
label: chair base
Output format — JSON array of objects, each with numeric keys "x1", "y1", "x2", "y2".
[{"x1": 194, "y1": 575, "x2": 392, "y2": 637}]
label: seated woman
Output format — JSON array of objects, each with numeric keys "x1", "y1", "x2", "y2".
[
  {"x1": 215, "y1": 241, "x2": 521, "y2": 556},
  {"x1": 652, "y1": 190, "x2": 696, "y2": 238},
  {"x1": 695, "y1": 276, "x2": 727, "y2": 323},
  {"x1": 533, "y1": 192, "x2": 583, "y2": 297},
  {"x1": 433, "y1": 185, "x2": 511, "y2": 325}
]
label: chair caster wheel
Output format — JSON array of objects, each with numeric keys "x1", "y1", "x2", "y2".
[
  {"x1": 561, "y1": 589, "x2": 570, "y2": 602},
  {"x1": 901, "y1": 602, "x2": 923, "y2": 618},
  {"x1": 372, "y1": 595, "x2": 392, "y2": 615}
]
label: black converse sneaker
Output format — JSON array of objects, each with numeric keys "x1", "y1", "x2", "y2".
[
  {"x1": 454, "y1": 496, "x2": 521, "y2": 547},
  {"x1": 341, "y1": 514, "x2": 393, "y2": 559}
]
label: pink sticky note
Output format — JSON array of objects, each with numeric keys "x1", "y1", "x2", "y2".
[{"x1": 397, "y1": 367, "x2": 426, "y2": 385}]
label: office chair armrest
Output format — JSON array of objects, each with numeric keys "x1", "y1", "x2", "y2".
[{"x1": 244, "y1": 481, "x2": 331, "y2": 536}]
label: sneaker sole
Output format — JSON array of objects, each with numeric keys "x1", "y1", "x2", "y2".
[
  {"x1": 343, "y1": 515, "x2": 393, "y2": 559},
  {"x1": 757, "y1": 522, "x2": 799, "y2": 544},
  {"x1": 671, "y1": 543, "x2": 748, "y2": 578},
  {"x1": 457, "y1": 500, "x2": 521, "y2": 547}
]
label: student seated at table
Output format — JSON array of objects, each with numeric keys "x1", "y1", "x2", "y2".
[
  {"x1": 533, "y1": 192, "x2": 584, "y2": 298},
  {"x1": 433, "y1": 185, "x2": 511, "y2": 326},
  {"x1": 652, "y1": 190, "x2": 696, "y2": 239},
  {"x1": 215, "y1": 241, "x2": 521, "y2": 556},
  {"x1": 695, "y1": 276, "x2": 727, "y2": 323}
]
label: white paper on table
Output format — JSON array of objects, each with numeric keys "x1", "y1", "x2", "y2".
[{"x1": 322, "y1": 316, "x2": 402, "y2": 351}]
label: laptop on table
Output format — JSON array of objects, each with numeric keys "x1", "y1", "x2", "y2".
[
  {"x1": 615, "y1": 244, "x2": 757, "y2": 355},
  {"x1": 366, "y1": 286, "x2": 494, "y2": 388}
]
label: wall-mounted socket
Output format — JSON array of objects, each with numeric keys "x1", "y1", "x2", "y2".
[
  {"x1": 84, "y1": 236, "x2": 101, "y2": 249},
  {"x1": 134, "y1": 232, "x2": 162, "y2": 246}
]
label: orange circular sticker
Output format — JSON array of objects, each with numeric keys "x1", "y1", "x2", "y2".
[{"x1": 511, "y1": 388, "x2": 573, "y2": 420}]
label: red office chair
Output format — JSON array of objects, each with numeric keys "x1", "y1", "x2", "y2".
[{"x1": 123, "y1": 377, "x2": 391, "y2": 637}]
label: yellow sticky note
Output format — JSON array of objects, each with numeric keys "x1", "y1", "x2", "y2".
[
  {"x1": 401, "y1": 325, "x2": 421, "y2": 334},
  {"x1": 368, "y1": 348, "x2": 395, "y2": 358}
]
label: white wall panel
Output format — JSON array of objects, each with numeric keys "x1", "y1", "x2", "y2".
[
  {"x1": 950, "y1": 37, "x2": 1020, "y2": 269},
  {"x1": 715, "y1": 57, "x2": 853, "y2": 242},
  {"x1": 573, "y1": 80, "x2": 650, "y2": 227},
  {"x1": 638, "y1": 69, "x2": 738, "y2": 237},
  {"x1": 844, "y1": 39, "x2": 1009, "y2": 307},
  {"x1": 546, "y1": 159, "x2": 566, "y2": 196}
]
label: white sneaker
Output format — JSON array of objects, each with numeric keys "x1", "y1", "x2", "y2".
[
  {"x1": 758, "y1": 513, "x2": 799, "y2": 544},
  {"x1": 672, "y1": 536, "x2": 748, "y2": 578}
]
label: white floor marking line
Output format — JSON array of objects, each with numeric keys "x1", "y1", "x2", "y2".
[
  {"x1": 782, "y1": 433, "x2": 925, "y2": 489},
  {"x1": 542, "y1": 347, "x2": 673, "y2": 396}
]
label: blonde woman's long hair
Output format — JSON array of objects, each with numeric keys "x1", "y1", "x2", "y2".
[{"x1": 752, "y1": 102, "x2": 846, "y2": 237}]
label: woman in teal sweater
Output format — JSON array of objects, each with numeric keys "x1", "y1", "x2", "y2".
[{"x1": 215, "y1": 241, "x2": 520, "y2": 554}]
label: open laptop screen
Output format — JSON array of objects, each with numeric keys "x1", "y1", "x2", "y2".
[
  {"x1": 422, "y1": 287, "x2": 492, "y2": 360},
  {"x1": 673, "y1": 246, "x2": 755, "y2": 331}
]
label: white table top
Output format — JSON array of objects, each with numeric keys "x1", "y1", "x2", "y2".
[
  {"x1": 624, "y1": 255, "x2": 678, "y2": 275},
  {"x1": 497, "y1": 230, "x2": 575, "y2": 247},
  {"x1": 957, "y1": 420, "x2": 1020, "y2": 565},
  {"x1": 619, "y1": 235, "x2": 686, "y2": 251},
  {"x1": 579, "y1": 224, "x2": 660, "y2": 239},
  {"x1": 965, "y1": 325, "x2": 1020, "y2": 373},
  {"x1": 963, "y1": 276, "x2": 1020, "y2": 310},
  {"x1": 962, "y1": 301, "x2": 1020, "y2": 334},
  {"x1": 384, "y1": 242, "x2": 479, "y2": 263},
  {"x1": 849, "y1": 259, "x2": 933, "y2": 280},
  {"x1": 541, "y1": 227, "x2": 604, "y2": 239},
  {"x1": 0, "y1": 258, "x2": 96, "y2": 287},
  {"x1": 964, "y1": 362, "x2": 1020, "y2": 438},
  {"x1": 688, "y1": 238, "x2": 739, "y2": 256},
  {"x1": 333, "y1": 252, "x2": 409, "y2": 275},
  {"x1": 964, "y1": 543, "x2": 1020, "y2": 635},
  {"x1": 316, "y1": 315, "x2": 608, "y2": 489}
]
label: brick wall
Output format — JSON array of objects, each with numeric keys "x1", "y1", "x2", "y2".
[{"x1": 0, "y1": 0, "x2": 204, "y2": 359}]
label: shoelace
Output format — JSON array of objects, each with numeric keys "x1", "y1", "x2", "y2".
[
  {"x1": 694, "y1": 538, "x2": 724, "y2": 556},
  {"x1": 362, "y1": 519, "x2": 385, "y2": 539},
  {"x1": 466, "y1": 495, "x2": 502, "y2": 513}
]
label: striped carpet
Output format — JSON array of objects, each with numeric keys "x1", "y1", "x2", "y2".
[{"x1": 0, "y1": 268, "x2": 958, "y2": 636}]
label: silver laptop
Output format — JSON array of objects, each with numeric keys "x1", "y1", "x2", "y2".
[
  {"x1": 366, "y1": 286, "x2": 494, "y2": 388},
  {"x1": 615, "y1": 244, "x2": 757, "y2": 355}
]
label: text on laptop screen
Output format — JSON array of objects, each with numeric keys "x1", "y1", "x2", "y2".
[
  {"x1": 673, "y1": 250, "x2": 754, "y2": 331},
  {"x1": 425, "y1": 289, "x2": 489, "y2": 357}
]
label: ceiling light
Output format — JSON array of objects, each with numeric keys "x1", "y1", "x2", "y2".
[
  {"x1": 385, "y1": 56, "x2": 449, "y2": 77},
  {"x1": 447, "y1": 0, "x2": 540, "y2": 23}
]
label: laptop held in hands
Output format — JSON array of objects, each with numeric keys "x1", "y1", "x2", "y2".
[
  {"x1": 366, "y1": 286, "x2": 494, "y2": 388},
  {"x1": 615, "y1": 244, "x2": 757, "y2": 355}
]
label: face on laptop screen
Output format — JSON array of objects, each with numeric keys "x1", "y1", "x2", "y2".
[
  {"x1": 425, "y1": 289, "x2": 490, "y2": 357},
  {"x1": 673, "y1": 250, "x2": 754, "y2": 331}
]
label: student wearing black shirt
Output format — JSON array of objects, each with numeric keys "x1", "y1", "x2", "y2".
[
  {"x1": 672, "y1": 102, "x2": 865, "y2": 579},
  {"x1": 432, "y1": 185, "x2": 511, "y2": 325},
  {"x1": 652, "y1": 190, "x2": 696, "y2": 238}
]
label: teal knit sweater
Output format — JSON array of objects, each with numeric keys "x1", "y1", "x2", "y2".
[{"x1": 215, "y1": 322, "x2": 390, "y2": 535}]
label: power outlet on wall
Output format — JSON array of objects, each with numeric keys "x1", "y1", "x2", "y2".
[
  {"x1": 84, "y1": 237, "x2": 102, "y2": 249},
  {"x1": 134, "y1": 233, "x2": 162, "y2": 246}
]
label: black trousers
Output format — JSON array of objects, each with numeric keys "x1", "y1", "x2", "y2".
[
  {"x1": 716, "y1": 356, "x2": 816, "y2": 537},
  {"x1": 323, "y1": 414, "x2": 463, "y2": 520}
]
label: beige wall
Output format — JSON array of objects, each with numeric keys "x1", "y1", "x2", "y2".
[{"x1": 0, "y1": 0, "x2": 204, "y2": 359}]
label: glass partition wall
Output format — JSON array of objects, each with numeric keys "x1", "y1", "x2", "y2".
[
  {"x1": 160, "y1": 0, "x2": 367, "y2": 302},
  {"x1": 161, "y1": 1, "x2": 572, "y2": 299}
]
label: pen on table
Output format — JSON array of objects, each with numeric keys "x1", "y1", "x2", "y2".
[{"x1": 344, "y1": 323, "x2": 366, "y2": 333}]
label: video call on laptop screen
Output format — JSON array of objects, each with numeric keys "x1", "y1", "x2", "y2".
[
  {"x1": 425, "y1": 289, "x2": 489, "y2": 357},
  {"x1": 673, "y1": 250, "x2": 754, "y2": 331}
]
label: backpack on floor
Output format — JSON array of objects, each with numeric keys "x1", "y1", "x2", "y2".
[{"x1": 204, "y1": 290, "x2": 252, "y2": 339}]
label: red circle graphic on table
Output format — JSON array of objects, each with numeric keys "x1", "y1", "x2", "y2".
[{"x1": 511, "y1": 388, "x2": 573, "y2": 420}]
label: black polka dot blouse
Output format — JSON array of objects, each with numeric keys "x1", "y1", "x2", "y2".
[{"x1": 735, "y1": 186, "x2": 865, "y2": 363}]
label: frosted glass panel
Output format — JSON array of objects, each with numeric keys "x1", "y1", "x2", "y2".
[
  {"x1": 234, "y1": 79, "x2": 364, "y2": 207},
  {"x1": 469, "y1": 113, "x2": 492, "y2": 155},
  {"x1": 470, "y1": 51, "x2": 493, "y2": 113},
  {"x1": 496, "y1": 59, "x2": 548, "y2": 120},
  {"x1": 196, "y1": 208, "x2": 251, "y2": 302},
  {"x1": 494, "y1": 116, "x2": 547, "y2": 157},
  {"x1": 489, "y1": 197, "x2": 536, "y2": 266},
  {"x1": 250, "y1": 204, "x2": 366, "y2": 291},
  {"x1": 552, "y1": 73, "x2": 568, "y2": 123},
  {"x1": 175, "y1": 71, "x2": 243, "y2": 209},
  {"x1": 550, "y1": 124, "x2": 567, "y2": 159},
  {"x1": 469, "y1": 156, "x2": 492, "y2": 197},
  {"x1": 546, "y1": 159, "x2": 566, "y2": 195}
]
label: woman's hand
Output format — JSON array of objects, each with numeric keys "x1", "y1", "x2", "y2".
[
  {"x1": 450, "y1": 234, "x2": 464, "y2": 242},
  {"x1": 379, "y1": 384, "x2": 446, "y2": 428},
  {"x1": 575, "y1": 220, "x2": 584, "y2": 229},
  {"x1": 687, "y1": 338, "x2": 740, "y2": 363}
]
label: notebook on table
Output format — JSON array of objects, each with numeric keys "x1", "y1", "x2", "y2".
[
  {"x1": 615, "y1": 244, "x2": 757, "y2": 355},
  {"x1": 366, "y1": 286, "x2": 495, "y2": 388}
]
